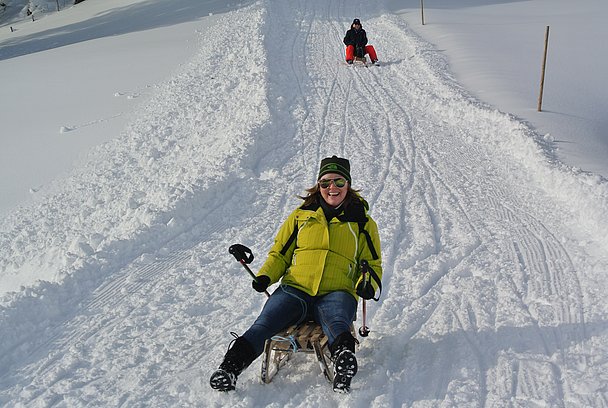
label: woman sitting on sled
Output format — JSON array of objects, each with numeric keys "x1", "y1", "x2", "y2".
[
  {"x1": 210, "y1": 155, "x2": 383, "y2": 393},
  {"x1": 343, "y1": 18, "x2": 378, "y2": 65}
]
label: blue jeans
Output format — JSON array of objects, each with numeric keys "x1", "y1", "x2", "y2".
[{"x1": 242, "y1": 285, "x2": 357, "y2": 357}]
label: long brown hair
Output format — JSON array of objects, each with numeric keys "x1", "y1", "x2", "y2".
[{"x1": 299, "y1": 183, "x2": 361, "y2": 208}]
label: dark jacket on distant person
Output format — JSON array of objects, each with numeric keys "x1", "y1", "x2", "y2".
[{"x1": 343, "y1": 26, "x2": 368, "y2": 48}]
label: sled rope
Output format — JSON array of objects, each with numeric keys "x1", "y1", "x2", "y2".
[{"x1": 270, "y1": 335, "x2": 299, "y2": 352}]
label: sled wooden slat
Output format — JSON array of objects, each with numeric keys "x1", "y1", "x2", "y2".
[
  {"x1": 296, "y1": 323, "x2": 317, "y2": 349},
  {"x1": 304, "y1": 325, "x2": 326, "y2": 349}
]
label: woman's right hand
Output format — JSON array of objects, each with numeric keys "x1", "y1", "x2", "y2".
[{"x1": 252, "y1": 275, "x2": 271, "y2": 292}]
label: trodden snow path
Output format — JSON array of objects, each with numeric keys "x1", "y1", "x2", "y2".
[{"x1": 1, "y1": 0, "x2": 607, "y2": 407}]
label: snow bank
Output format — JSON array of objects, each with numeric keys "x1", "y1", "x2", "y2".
[{"x1": 0, "y1": 2, "x2": 269, "y2": 373}]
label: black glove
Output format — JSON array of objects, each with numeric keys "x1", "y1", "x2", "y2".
[
  {"x1": 252, "y1": 275, "x2": 271, "y2": 293},
  {"x1": 356, "y1": 280, "x2": 375, "y2": 300}
]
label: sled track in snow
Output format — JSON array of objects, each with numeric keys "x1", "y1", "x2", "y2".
[
  {"x1": 266, "y1": 2, "x2": 598, "y2": 405},
  {"x1": 17, "y1": 249, "x2": 194, "y2": 375}
]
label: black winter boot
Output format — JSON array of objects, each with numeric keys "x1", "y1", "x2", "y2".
[
  {"x1": 210, "y1": 335, "x2": 256, "y2": 391},
  {"x1": 330, "y1": 332, "x2": 358, "y2": 393}
]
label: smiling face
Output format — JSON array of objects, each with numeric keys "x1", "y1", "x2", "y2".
[{"x1": 318, "y1": 172, "x2": 349, "y2": 207}]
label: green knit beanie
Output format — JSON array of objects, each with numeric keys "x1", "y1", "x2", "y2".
[{"x1": 318, "y1": 155, "x2": 351, "y2": 183}]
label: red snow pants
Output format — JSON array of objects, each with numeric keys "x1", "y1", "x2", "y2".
[{"x1": 345, "y1": 44, "x2": 378, "y2": 62}]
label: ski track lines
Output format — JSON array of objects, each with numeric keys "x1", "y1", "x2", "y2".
[
  {"x1": 276, "y1": 2, "x2": 576, "y2": 401},
  {"x1": 291, "y1": 4, "x2": 599, "y2": 406},
  {"x1": 1, "y1": 0, "x2": 606, "y2": 406}
]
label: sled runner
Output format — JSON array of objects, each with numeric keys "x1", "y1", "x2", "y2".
[{"x1": 343, "y1": 56, "x2": 379, "y2": 68}]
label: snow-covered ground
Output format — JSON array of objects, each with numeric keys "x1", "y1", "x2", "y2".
[
  {"x1": 0, "y1": 0, "x2": 234, "y2": 214},
  {"x1": 1, "y1": 0, "x2": 607, "y2": 406},
  {"x1": 386, "y1": 0, "x2": 608, "y2": 180}
]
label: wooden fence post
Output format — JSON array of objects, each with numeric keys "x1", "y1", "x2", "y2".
[
  {"x1": 538, "y1": 26, "x2": 550, "y2": 112},
  {"x1": 421, "y1": 0, "x2": 425, "y2": 25}
]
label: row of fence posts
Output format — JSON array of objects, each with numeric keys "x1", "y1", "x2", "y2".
[{"x1": 419, "y1": 1, "x2": 551, "y2": 112}]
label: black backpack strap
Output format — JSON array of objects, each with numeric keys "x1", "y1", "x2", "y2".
[
  {"x1": 360, "y1": 260, "x2": 382, "y2": 301},
  {"x1": 368, "y1": 266, "x2": 382, "y2": 301},
  {"x1": 280, "y1": 223, "x2": 298, "y2": 256},
  {"x1": 358, "y1": 221, "x2": 379, "y2": 260}
]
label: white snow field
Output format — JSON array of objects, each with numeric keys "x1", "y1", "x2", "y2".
[{"x1": 1, "y1": 0, "x2": 608, "y2": 407}]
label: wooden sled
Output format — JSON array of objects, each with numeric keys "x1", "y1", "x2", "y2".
[
  {"x1": 261, "y1": 322, "x2": 358, "y2": 384},
  {"x1": 261, "y1": 322, "x2": 334, "y2": 384},
  {"x1": 353, "y1": 55, "x2": 367, "y2": 65}
]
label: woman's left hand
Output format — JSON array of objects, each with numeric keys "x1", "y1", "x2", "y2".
[{"x1": 356, "y1": 280, "x2": 375, "y2": 300}]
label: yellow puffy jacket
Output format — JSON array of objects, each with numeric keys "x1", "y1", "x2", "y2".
[{"x1": 257, "y1": 195, "x2": 382, "y2": 300}]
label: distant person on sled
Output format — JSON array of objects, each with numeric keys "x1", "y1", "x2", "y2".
[
  {"x1": 344, "y1": 18, "x2": 378, "y2": 65},
  {"x1": 210, "y1": 156, "x2": 383, "y2": 393}
]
